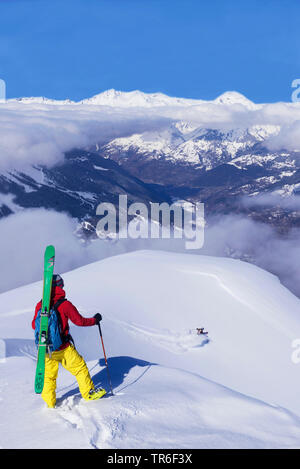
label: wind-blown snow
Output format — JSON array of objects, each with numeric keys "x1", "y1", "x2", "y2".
[{"x1": 1, "y1": 250, "x2": 300, "y2": 449}]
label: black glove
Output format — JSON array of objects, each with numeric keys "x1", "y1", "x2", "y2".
[{"x1": 93, "y1": 313, "x2": 102, "y2": 324}]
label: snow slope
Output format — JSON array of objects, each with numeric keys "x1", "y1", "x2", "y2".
[{"x1": 1, "y1": 250, "x2": 300, "y2": 449}]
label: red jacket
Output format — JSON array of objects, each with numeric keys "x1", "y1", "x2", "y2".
[{"x1": 32, "y1": 285, "x2": 96, "y2": 350}]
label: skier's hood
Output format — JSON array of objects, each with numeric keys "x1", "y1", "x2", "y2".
[{"x1": 51, "y1": 285, "x2": 66, "y2": 302}]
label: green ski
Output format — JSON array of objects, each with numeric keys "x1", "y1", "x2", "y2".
[{"x1": 34, "y1": 245, "x2": 55, "y2": 394}]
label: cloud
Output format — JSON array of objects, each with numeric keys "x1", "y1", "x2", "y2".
[
  {"x1": 0, "y1": 208, "x2": 130, "y2": 293},
  {"x1": 264, "y1": 120, "x2": 300, "y2": 152},
  {"x1": 1, "y1": 97, "x2": 300, "y2": 172},
  {"x1": 241, "y1": 192, "x2": 300, "y2": 210},
  {"x1": 0, "y1": 209, "x2": 84, "y2": 293},
  {"x1": 0, "y1": 208, "x2": 186, "y2": 294},
  {"x1": 200, "y1": 213, "x2": 300, "y2": 298},
  {"x1": 0, "y1": 102, "x2": 172, "y2": 172}
]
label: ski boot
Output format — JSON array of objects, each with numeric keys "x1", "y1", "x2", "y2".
[{"x1": 85, "y1": 387, "x2": 107, "y2": 401}]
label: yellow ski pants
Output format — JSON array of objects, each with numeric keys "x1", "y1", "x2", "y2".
[{"x1": 42, "y1": 345, "x2": 94, "y2": 408}]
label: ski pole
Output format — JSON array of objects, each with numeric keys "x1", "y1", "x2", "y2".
[{"x1": 98, "y1": 322, "x2": 114, "y2": 395}]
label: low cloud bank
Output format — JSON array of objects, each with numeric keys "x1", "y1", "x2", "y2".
[
  {"x1": 1, "y1": 95, "x2": 300, "y2": 173},
  {"x1": 0, "y1": 209, "x2": 115, "y2": 293},
  {"x1": 1, "y1": 208, "x2": 300, "y2": 302},
  {"x1": 0, "y1": 208, "x2": 186, "y2": 294},
  {"x1": 0, "y1": 103, "x2": 171, "y2": 172},
  {"x1": 242, "y1": 192, "x2": 300, "y2": 210},
  {"x1": 202, "y1": 214, "x2": 300, "y2": 298}
]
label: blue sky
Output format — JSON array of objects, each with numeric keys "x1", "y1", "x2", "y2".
[{"x1": 0, "y1": 0, "x2": 299, "y2": 102}]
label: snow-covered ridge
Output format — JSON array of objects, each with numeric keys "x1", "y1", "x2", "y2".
[
  {"x1": 7, "y1": 89, "x2": 261, "y2": 109},
  {"x1": 214, "y1": 90, "x2": 259, "y2": 109},
  {"x1": 12, "y1": 96, "x2": 74, "y2": 106},
  {"x1": 1, "y1": 250, "x2": 300, "y2": 448},
  {"x1": 102, "y1": 123, "x2": 281, "y2": 167}
]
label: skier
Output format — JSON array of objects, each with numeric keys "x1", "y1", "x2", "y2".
[{"x1": 32, "y1": 274, "x2": 106, "y2": 408}]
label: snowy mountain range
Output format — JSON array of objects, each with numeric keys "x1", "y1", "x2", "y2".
[
  {"x1": 1, "y1": 89, "x2": 300, "y2": 233},
  {"x1": 0, "y1": 150, "x2": 170, "y2": 229},
  {"x1": 11, "y1": 89, "x2": 260, "y2": 108},
  {"x1": 1, "y1": 250, "x2": 300, "y2": 448},
  {"x1": 98, "y1": 119, "x2": 300, "y2": 231}
]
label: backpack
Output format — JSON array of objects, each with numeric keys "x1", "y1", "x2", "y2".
[{"x1": 34, "y1": 299, "x2": 67, "y2": 352}]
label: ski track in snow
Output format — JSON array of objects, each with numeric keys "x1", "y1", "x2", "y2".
[
  {"x1": 179, "y1": 267, "x2": 296, "y2": 339},
  {"x1": 1, "y1": 308, "x2": 32, "y2": 318},
  {"x1": 106, "y1": 317, "x2": 209, "y2": 354},
  {"x1": 51, "y1": 373, "x2": 300, "y2": 450},
  {"x1": 56, "y1": 399, "x2": 103, "y2": 449},
  {"x1": 54, "y1": 394, "x2": 139, "y2": 449}
]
